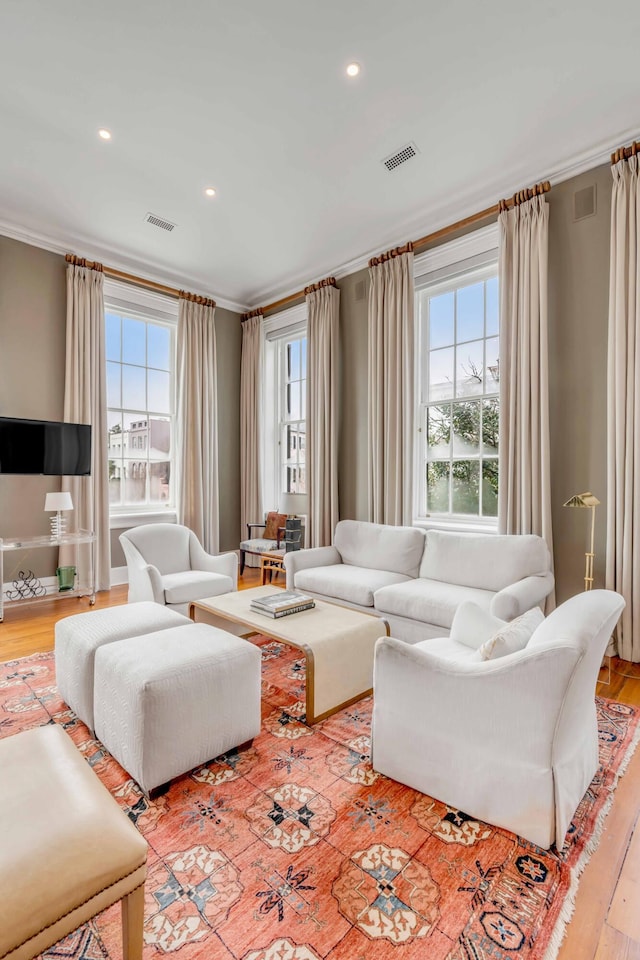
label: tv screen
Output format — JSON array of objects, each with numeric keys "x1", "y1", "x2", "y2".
[{"x1": 0, "y1": 417, "x2": 91, "y2": 475}]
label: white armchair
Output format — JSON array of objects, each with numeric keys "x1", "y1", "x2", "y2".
[
  {"x1": 120, "y1": 523, "x2": 237, "y2": 616},
  {"x1": 372, "y1": 589, "x2": 625, "y2": 850}
]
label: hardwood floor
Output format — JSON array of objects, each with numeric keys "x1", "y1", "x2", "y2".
[{"x1": 1, "y1": 574, "x2": 639, "y2": 960}]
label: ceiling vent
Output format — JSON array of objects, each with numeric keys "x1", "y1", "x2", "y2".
[
  {"x1": 382, "y1": 141, "x2": 419, "y2": 172},
  {"x1": 144, "y1": 212, "x2": 176, "y2": 232}
]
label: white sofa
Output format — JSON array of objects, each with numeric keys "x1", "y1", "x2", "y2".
[
  {"x1": 285, "y1": 520, "x2": 554, "y2": 642},
  {"x1": 371, "y1": 589, "x2": 625, "y2": 849}
]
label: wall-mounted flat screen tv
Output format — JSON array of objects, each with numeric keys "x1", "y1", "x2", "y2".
[{"x1": 0, "y1": 417, "x2": 91, "y2": 475}]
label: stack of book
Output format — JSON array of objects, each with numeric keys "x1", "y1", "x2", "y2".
[{"x1": 250, "y1": 591, "x2": 315, "y2": 619}]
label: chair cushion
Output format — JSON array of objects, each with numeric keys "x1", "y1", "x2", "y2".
[
  {"x1": 449, "y1": 601, "x2": 507, "y2": 650},
  {"x1": 414, "y1": 636, "x2": 483, "y2": 662},
  {"x1": 334, "y1": 520, "x2": 426, "y2": 577},
  {"x1": 240, "y1": 537, "x2": 279, "y2": 554},
  {"x1": 264, "y1": 511, "x2": 287, "y2": 540},
  {"x1": 294, "y1": 564, "x2": 411, "y2": 607},
  {"x1": 419, "y1": 530, "x2": 550, "y2": 591},
  {"x1": 162, "y1": 570, "x2": 234, "y2": 604},
  {"x1": 479, "y1": 607, "x2": 545, "y2": 660},
  {"x1": 374, "y1": 578, "x2": 495, "y2": 629}
]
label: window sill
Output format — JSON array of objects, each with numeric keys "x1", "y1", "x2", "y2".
[
  {"x1": 110, "y1": 510, "x2": 177, "y2": 530},
  {"x1": 413, "y1": 517, "x2": 499, "y2": 535}
]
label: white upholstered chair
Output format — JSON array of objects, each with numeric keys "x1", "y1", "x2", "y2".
[
  {"x1": 372, "y1": 589, "x2": 625, "y2": 850},
  {"x1": 120, "y1": 523, "x2": 237, "y2": 615}
]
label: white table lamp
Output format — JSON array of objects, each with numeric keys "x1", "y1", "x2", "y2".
[{"x1": 44, "y1": 491, "x2": 74, "y2": 539}]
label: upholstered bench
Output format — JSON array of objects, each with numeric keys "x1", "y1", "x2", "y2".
[
  {"x1": 55, "y1": 601, "x2": 191, "y2": 731},
  {"x1": 94, "y1": 623, "x2": 262, "y2": 795},
  {"x1": 0, "y1": 725, "x2": 147, "y2": 960}
]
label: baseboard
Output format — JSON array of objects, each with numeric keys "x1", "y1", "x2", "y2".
[{"x1": 110, "y1": 566, "x2": 129, "y2": 586}]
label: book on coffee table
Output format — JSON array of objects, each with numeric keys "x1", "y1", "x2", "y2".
[{"x1": 250, "y1": 591, "x2": 315, "y2": 618}]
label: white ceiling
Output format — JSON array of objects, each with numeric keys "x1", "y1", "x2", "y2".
[{"x1": 1, "y1": 0, "x2": 639, "y2": 311}]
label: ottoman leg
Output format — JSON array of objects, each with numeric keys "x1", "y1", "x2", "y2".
[{"x1": 122, "y1": 883, "x2": 145, "y2": 960}]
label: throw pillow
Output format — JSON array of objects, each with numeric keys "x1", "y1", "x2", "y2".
[
  {"x1": 479, "y1": 607, "x2": 545, "y2": 661},
  {"x1": 264, "y1": 512, "x2": 287, "y2": 541},
  {"x1": 449, "y1": 601, "x2": 507, "y2": 651}
]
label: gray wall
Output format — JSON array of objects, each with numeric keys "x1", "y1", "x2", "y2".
[
  {"x1": 0, "y1": 237, "x2": 67, "y2": 577},
  {"x1": 335, "y1": 164, "x2": 613, "y2": 603},
  {"x1": 0, "y1": 235, "x2": 242, "y2": 581},
  {"x1": 548, "y1": 164, "x2": 612, "y2": 600}
]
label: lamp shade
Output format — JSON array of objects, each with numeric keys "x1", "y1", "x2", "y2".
[
  {"x1": 563, "y1": 491, "x2": 600, "y2": 508},
  {"x1": 44, "y1": 491, "x2": 73, "y2": 512},
  {"x1": 279, "y1": 492, "x2": 308, "y2": 516}
]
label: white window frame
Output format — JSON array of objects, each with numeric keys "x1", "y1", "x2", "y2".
[
  {"x1": 104, "y1": 279, "x2": 179, "y2": 528},
  {"x1": 262, "y1": 303, "x2": 308, "y2": 512},
  {"x1": 413, "y1": 224, "x2": 500, "y2": 532}
]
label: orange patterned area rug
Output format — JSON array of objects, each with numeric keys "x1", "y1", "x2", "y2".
[{"x1": 1, "y1": 641, "x2": 639, "y2": 960}]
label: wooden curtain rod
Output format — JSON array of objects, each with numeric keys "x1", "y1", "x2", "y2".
[
  {"x1": 611, "y1": 141, "x2": 639, "y2": 164},
  {"x1": 64, "y1": 254, "x2": 216, "y2": 307},
  {"x1": 254, "y1": 181, "x2": 551, "y2": 316}
]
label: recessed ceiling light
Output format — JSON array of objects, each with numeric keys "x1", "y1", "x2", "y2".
[
  {"x1": 204, "y1": 187, "x2": 216, "y2": 197},
  {"x1": 346, "y1": 62, "x2": 360, "y2": 77},
  {"x1": 98, "y1": 128, "x2": 112, "y2": 140}
]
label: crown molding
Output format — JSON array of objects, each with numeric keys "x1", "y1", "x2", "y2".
[
  {"x1": 245, "y1": 123, "x2": 640, "y2": 308},
  {"x1": 0, "y1": 217, "x2": 250, "y2": 315}
]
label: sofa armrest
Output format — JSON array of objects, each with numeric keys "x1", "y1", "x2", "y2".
[
  {"x1": 284, "y1": 546, "x2": 341, "y2": 590},
  {"x1": 189, "y1": 536, "x2": 238, "y2": 587},
  {"x1": 373, "y1": 635, "x2": 581, "y2": 767},
  {"x1": 490, "y1": 572, "x2": 555, "y2": 620}
]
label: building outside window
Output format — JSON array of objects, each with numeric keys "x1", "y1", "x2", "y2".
[
  {"x1": 104, "y1": 282, "x2": 177, "y2": 514},
  {"x1": 414, "y1": 226, "x2": 499, "y2": 525}
]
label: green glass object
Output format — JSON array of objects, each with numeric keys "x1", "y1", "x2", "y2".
[{"x1": 56, "y1": 565, "x2": 77, "y2": 592}]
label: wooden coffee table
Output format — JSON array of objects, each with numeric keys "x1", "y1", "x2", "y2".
[{"x1": 190, "y1": 586, "x2": 389, "y2": 724}]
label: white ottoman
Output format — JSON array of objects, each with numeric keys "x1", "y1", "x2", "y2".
[
  {"x1": 55, "y1": 602, "x2": 191, "y2": 731},
  {"x1": 94, "y1": 624, "x2": 262, "y2": 794}
]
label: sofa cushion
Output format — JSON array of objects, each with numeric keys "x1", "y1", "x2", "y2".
[
  {"x1": 415, "y1": 636, "x2": 483, "y2": 662},
  {"x1": 479, "y1": 607, "x2": 544, "y2": 660},
  {"x1": 334, "y1": 520, "x2": 426, "y2": 577},
  {"x1": 419, "y1": 530, "x2": 550, "y2": 591},
  {"x1": 294, "y1": 564, "x2": 411, "y2": 608},
  {"x1": 374, "y1": 578, "x2": 495, "y2": 629},
  {"x1": 162, "y1": 571, "x2": 234, "y2": 604}
]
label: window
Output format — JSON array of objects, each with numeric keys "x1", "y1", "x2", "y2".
[
  {"x1": 262, "y1": 303, "x2": 308, "y2": 510},
  {"x1": 104, "y1": 282, "x2": 177, "y2": 514},
  {"x1": 280, "y1": 336, "x2": 307, "y2": 495},
  {"x1": 414, "y1": 226, "x2": 499, "y2": 524}
]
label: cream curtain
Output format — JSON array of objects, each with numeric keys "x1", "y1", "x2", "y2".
[
  {"x1": 367, "y1": 249, "x2": 414, "y2": 525},
  {"x1": 606, "y1": 152, "x2": 640, "y2": 661},
  {"x1": 240, "y1": 313, "x2": 263, "y2": 541},
  {"x1": 498, "y1": 194, "x2": 554, "y2": 606},
  {"x1": 306, "y1": 281, "x2": 340, "y2": 546},
  {"x1": 63, "y1": 261, "x2": 110, "y2": 590},
  {"x1": 176, "y1": 295, "x2": 219, "y2": 553}
]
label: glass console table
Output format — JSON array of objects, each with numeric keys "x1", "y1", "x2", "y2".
[{"x1": 0, "y1": 530, "x2": 96, "y2": 621}]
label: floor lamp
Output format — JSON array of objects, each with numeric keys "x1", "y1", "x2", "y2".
[
  {"x1": 564, "y1": 491, "x2": 611, "y2": 683},
  {"x1": 563, "y1": 491, "x2": 600, "y2": 591}
]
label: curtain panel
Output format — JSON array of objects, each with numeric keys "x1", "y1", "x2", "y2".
[
  {"x1": 606, "y1": 153, "x2": 640, "y2": 661},
  {"x1": 176, "y1": 296, "x2": 219, "y2": 553},
  {"x1": 305, "y1": 282, "x2": 340, "y2": 546},
  {"x1": 367, "y1": 250, "x2": 415, "y2": 526},
  {"x1": 498, "y1": 194, "x2": 554, "y2": 607},
  {"x1": 63, "y1": 262, "x2": 110, "y2": 590},
  {"x1": 240, "y1": 314, "x2": 263, "y2": 541}
]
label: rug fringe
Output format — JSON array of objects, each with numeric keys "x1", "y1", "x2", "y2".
[{"x1": 542, "y1": 718, "x2": 640, "y2": 960}]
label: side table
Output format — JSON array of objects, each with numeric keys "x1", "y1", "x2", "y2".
[{"x1": 260, "y1": 550, "x2": 286, "y2": 585}]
